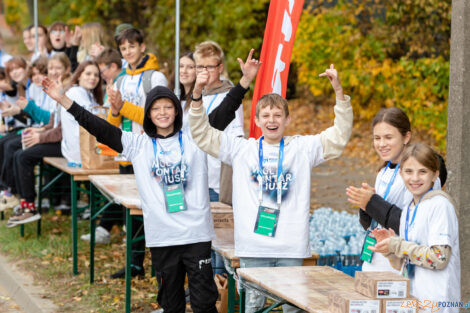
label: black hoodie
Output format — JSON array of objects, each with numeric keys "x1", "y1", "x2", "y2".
[
  {"x1": 67, "y1": 82, "x2": 250, "y2": 153},
  {"x1": 143, "y1": 86, "x2": 183, "y2": 139}
]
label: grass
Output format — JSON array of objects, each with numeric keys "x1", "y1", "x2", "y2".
[{"x1": 0, "y1": 211, "x2": 159, "y2": 313}]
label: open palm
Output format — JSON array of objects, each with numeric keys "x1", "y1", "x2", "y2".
[{"x1": 42, "y1": 78, "x2": 64, "y2": 102}]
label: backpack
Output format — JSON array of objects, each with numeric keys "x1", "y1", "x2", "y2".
[{"x1": 115, "y1": 69, "x2": 155, "y2": 96}]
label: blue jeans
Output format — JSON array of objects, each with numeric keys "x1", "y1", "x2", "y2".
[
  {"x1": 240, "y1": 257, "x2": 304, "y2": 313},
  {"x1": 209, "y1": 188, "x2": 219, "y2": 202}
]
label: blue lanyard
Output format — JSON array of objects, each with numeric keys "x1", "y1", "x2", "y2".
[
  {"x1": 206, "y1": 94, "x2": 218, "y2": 114},
  {"x1": 404, "y1": 187, "x2": 433, "y2": 241},
  {"x1": 121, "y1": 73, "x2": 144, "y2": 97},
  {"x1": 40, "y1": 91, "x2": 47, "y2": 108},
  {"x1": 152, "y1": 131, "x2": 184, "y2": 177},
  {"x1": 383, "y1": 161, "x2": 400, "y2": 201},
  {"x1": 25, "y1": 79, "x2": 31, "y2": 101},
  {"x1": 258, "y1": 136, "x2": 284, "y2": 207}
]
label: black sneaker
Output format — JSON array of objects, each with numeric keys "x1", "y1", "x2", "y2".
[{"x1": 110, "y1": 266, "x2": 144, "y2": 279}]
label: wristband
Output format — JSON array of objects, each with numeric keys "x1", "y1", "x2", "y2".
[{"x1": 190, "y1": 93, "x2": 202, "y2": 102}]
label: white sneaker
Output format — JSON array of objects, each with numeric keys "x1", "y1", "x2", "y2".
[
  {"x1": 34, "y1": 198, "x2": 50, "y2": 209},
  {"x1": 80, "y1": 226, "x2": 110, "y2": 244}
]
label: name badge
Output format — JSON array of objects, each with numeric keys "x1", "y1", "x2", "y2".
[
  {"x1": 404, "y1": 260, "x2": 415, "y2": 279},
  {"x1": 360, "y1": 233, "x2": 376, "y2": 263},
  {"x1": 254, "y1": 206, "x2": 279, "y2": 237},
  {"x1": 163, "y1": 183, "x2": 186, "y2": 213}
]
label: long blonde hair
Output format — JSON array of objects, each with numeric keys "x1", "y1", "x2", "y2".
[{"x1": 77, "y1": 22, "x2": 104, "y2": 63}]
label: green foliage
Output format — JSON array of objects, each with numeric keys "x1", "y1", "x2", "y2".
[
  {"x1": 293, "y1": 0, "x2": 450, "y2": 150},
  {"x1": 4, "y1": 0, "x2": 30, "y2": 30},
  {"x1": 144, "y1": 0, "x2": 269, "y2": 82}
]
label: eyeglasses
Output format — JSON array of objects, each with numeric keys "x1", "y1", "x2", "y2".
[
  {"x1": 195, "y1": 64, "x2": 220, "y2": 72},
  {"x1": 50, "y1": 30, "x2": 65, "y2": 35},
  {"x1": 99, "y1": 65, "x2": 110, "y2": 75}
]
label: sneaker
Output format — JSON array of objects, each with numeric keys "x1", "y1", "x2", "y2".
[
  {"x1": 0, "y1": 195, "x2": 19, "y2": 212},
  {"x1": 80, "y1": 226, "x2": 110, "y2": 244},
  {"x1": 11, "y1": 209, "x2": 41, "y2": 225},
  {"x1": 110, "y1": 265, "x2": 144, "y2": 279},
  {"x1": 8, "y1": 206, "x2": 24, "y2": 223}
]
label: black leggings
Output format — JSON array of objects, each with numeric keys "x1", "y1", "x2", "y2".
[
  {"x1": 0, "y1": 133, "x2": 22, "y2": 192},
  {"x1": 14, "y1": 142, "x2": 62, "y2": 202},
  {"x1": 150, "y1": 241, "x2": 218, "y2": 313}
]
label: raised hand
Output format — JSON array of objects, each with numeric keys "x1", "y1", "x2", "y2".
[
  {"x1": 90, "y1": 42, "x2": 105, "y2": 59},
  {"x1": 319, "y1": 64, "x2": 345, "y2": 100},
  {"x1": 238, "y1": 49, "x2": 262, "y2": 88},
  {"x1": 65, "y1": 26, "x2": 81, "y2": 47},
  {"x1": 194, "y1": 70, "x2": 209, "y2": 94},
  {"x1": 42, "y1": 77, "x2": 73, "y2": 109},
  {"x1": 108, "y1": 89, "x2": 124, "y2": 115},
  {"x1": 16, "y1": 97, "x2": 28, "y2": 110},
  {"x1": 346, "y1": 184, "x2": 375, "y2": 211}
]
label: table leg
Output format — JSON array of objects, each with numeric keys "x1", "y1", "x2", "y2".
[
  {"x1": 125, "y1": 208, "x2": 132, "y2": 313},
  {"x1": 71, "y1": 176, "x2": 78, "y2": 275},
  {"x1": 239, "y1": 287, "x2": 245, "y2": 313},
  {"x1": 228, "y1": 273, "x2": 235, "y2": 313},
  {"x1": 89, "y1": 184, "x2": 96, "y2": 284}
]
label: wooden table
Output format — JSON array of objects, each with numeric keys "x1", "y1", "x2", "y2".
[
  {"x1": 40, "y1": 157, "x2": 119, "y2": 275},
  {"x1": 237, "y1": 266, "x2": 355, "y2": 313},
  {"x1": 88, "y1": 174, "x2": 141, "y2": 313},
  {"x1": 212, "y1": 228, "x2": 320, "y2": 313}
]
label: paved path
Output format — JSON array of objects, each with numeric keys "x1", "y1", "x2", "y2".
[{"x1": 0, "y1": 284, "x2": 25, "y2": 313}]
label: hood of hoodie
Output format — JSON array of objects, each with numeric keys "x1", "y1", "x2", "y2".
[
  {"x1": 202, "y1": 79, "x2": 233, "y2": 96},
  {"x1": 143, "y1": 86, "x2": 183, "y2": 139},
  {"x1": 126, "y1": 53, "x2": 160, "y2": 76}
]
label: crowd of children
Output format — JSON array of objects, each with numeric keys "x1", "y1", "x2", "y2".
[{"x1": 0, "y1": 19, "x2": 461, "y2": 313}]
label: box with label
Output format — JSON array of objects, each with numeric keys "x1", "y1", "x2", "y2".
[
  {"x1": 382, "y1": 298, "x2": 418, "y2": 313},
  {"x1": 210, "y1": 202, "x2": 233, "y2": 228},
  {"x1": 354, "y1": 272, "x2": 409, "y2": 299},
  {"x1": 329, "y1": 290, "x2": 381, "y2": 313}
]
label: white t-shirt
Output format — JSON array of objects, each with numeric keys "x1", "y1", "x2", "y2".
[
  {"x1": 117, "y1": 71, "x2": 168, "y2": 134},
  {"x1": 363, "y1": 165, "x2": 441, "y2": 273},
  {"x1": 30, "y1": 85, "x2": 56, "y2": 113},
  {"x1": 218, "y1": 135, "x2": 324, "y2": 258},
  {"x1": 0, "y1": 50, "x2": 12, "y2": 67},
  {"x1": 61, "y1": 86, "x2": 98, "y2": 164},
  {"x1": 120, "y1": 130, "x2": 215, "y2": 247},
  {"x1": 399, "y1": 195, "x2": 460, "y2": 313},
  {"x1": 203, "y1": 91, "x2": 244, "y2": 193}
]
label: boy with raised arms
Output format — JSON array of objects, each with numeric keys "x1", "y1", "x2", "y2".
[{"x1": 189, "y1": 64, "x2": 353, "y2": 313}]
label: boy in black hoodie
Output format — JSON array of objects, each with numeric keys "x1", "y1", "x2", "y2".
[{"x1": 42, "y1": 50, "x2": 261, "y2": 313}]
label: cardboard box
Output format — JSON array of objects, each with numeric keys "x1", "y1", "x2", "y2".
[
  {"x1": 355, "y1": 272, "x2": 409, "y2": 299},
  {"x1": 382, "y1": 298, "x2": 417, "y2": 313},
  {"x1": 329, "y1": 290, "x2": 381, "y2": 313},
  {"x1": 210, "y1": 201, "x2": 233, "y2": 228}
]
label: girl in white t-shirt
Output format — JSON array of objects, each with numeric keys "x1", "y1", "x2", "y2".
[
  {"x1": 347, "y1": 107, "x2": 413, "y2": 272},
  {"x1": 371, "y1": 143, "x2": 460, "y2": 313}
]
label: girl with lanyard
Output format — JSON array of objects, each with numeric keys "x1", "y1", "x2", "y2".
[
  {"x1": 346, "y1": 107, "x2": 442, "y2": 272},
  {"x1": 370, "y1": 143, "x2": 460, "y2": 313}
]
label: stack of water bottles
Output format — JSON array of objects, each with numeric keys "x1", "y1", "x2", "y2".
[{"x1": 309, "y1": 207, "x2": 366, "y2": 277}]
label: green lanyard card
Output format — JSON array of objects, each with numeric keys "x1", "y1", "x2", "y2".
[
  {"x1": 254, "y1": 206, "x2": 280, "y2": 237},
  {"x1": 360, "y1": 233, "x2": 376, "y2": 263},
  {"x1": 122, "y1": 117, "x2": 132, "y2": 132},
  {"x1": 163, "y1": 183, "x2": 186, "y2": 213}
]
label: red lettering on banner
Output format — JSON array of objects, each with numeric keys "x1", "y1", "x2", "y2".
[{"x1": 249, "y1": 0, "x2": 305, "y2": 138}]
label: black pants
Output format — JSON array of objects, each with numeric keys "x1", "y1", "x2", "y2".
[
  {"x1": 0, "y1": 133, "x2": 22, "y2": 192},
  {"x1": 150, "y1": 241, "x2": 218, "y2": 313},
  {"x1": 14, "y1": 142, "x2": 62, "y2": 203}
]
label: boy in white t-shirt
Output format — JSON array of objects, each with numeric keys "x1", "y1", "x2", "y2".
[{"x1": 189, "y1": 65, "x2": 353, "y2": 313}]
